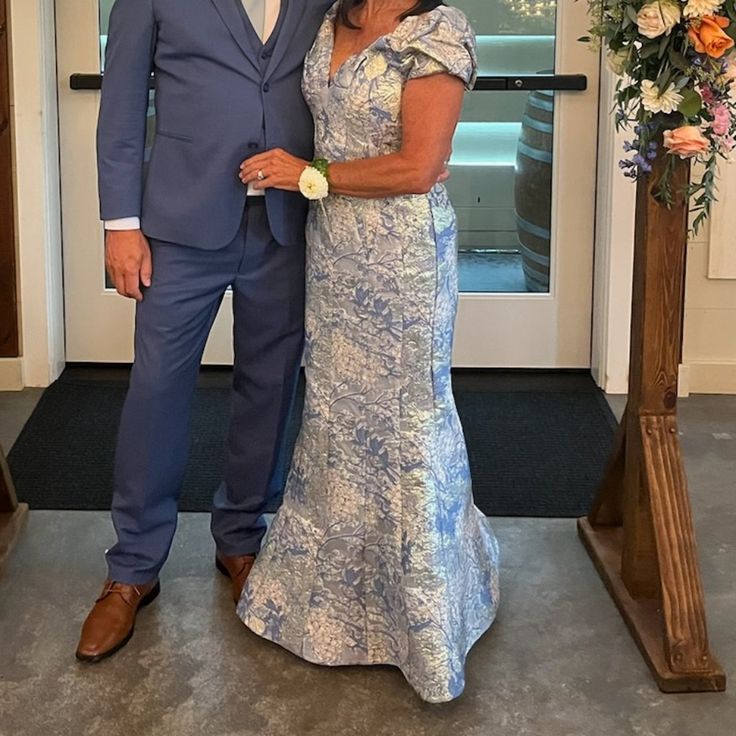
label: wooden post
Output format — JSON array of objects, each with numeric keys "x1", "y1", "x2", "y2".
[
  {"x1": 0, "y1": 444, "x2": 27, "y2": 573},
  {"x1": 578, "y1": 148, "x2": 726, "y2": 692}
]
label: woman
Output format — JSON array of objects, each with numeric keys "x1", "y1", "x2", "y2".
[{"x1": 236, "y1": 0, "x2": 500, "y2": 703}]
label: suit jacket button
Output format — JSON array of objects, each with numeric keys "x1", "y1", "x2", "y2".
[
  {"x1": 248, "y1": 142, "x2": 258, "y2": 149},
  {"x1": 262, "y1": 83, "x2": 270, "y2": 93}
]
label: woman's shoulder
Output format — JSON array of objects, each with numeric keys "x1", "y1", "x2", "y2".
[
  {"x1": 386, "y1": 5, "x2": 477, "y2": 87},
  {"x1": 397, "y1": 4, "x2": 475, "y2": 43}
]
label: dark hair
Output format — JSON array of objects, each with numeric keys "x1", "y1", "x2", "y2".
[{"x1": 337, "y1": 1, "x2": 445, "y2": 30}]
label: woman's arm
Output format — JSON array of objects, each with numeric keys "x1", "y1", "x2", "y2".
[{"x1": 239, "y1": 73, "x2": 465, "y2": 198}]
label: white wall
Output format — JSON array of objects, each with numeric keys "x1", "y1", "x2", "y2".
[
  {"x1": 590, "y1": 66, "x2": 636, "y2": 395},
  {"x1": 10, "y1": 5, "x2": 729, "y2": 393},
  {"x1": 591, "y1": 67, "x2": 736, "y2": 396},
  {"x1": 3, "y1": 0, "x2": 65, "y2": 390},
  {"x1": 681, "y1": 171, "x2": 736, "y2": 394}
]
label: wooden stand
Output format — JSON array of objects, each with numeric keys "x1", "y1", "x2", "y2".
[
  {"x1": 0, "y1": 445, "x2": 27, "y2": 573},
  {"x1": 578, "y1": 151, "x2": 726, "y2": 692}
]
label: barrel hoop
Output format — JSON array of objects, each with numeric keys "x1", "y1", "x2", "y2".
[
  {"x1": 522, "y1": 263, "x2": 550, "y2": 292},
  {"x1": 517, "y1": 140, "x2": 553, "y2": 164},
  {"x1": 522, "y1": 259, "x2": 549, "y2": 282},
  {"x1": 516, "y1": 212, "x2": 552, "y2": 242},
  {"x1": 528, "y1": 95, "x2": 555, "y2": 113},
  {"x1": 521, "y1": 113, "x2": 554, "y2": 135},
  {"x1": 518, "y1": 241, "x2": 551, "y2": 267}
]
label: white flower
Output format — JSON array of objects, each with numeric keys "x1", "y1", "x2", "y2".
[
  {"x1": 684, "y1": 0, "x2": 722, "y2": 18},
  {"x1": 636, "y1": 1, "x2": 681, "y2": 39},
  {"x1": 299, "y1": 166, "x2": 329, "y2": 200},
  {"x1": 606, "y1": 48, "x2": 630, "y2": 76},
  {"x1": 640, "y1": 79, "x2": 684, "y2": 114}
]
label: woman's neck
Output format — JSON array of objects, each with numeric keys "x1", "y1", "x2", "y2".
[{"x1": 355, "y1": 0, "x2": 415, "y2": 24}]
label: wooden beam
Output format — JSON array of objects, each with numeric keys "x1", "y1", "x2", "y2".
[
  {"x1": 579, "y1": 147, "x2": 726, "y2": 692},
  {"x1": 0, "y1": 445, "x2": 27, "y2": 573},
  {"x1": 0, "y1": 0, "x2": 20, "y2": 358}
]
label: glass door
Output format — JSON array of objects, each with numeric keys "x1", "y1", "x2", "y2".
[
  {"x1": 57, "y1": 0, "x2": 599, "y2": 367},
  {"x1": 449, "y1": 0, "x2": 599, "y2": 367},
  {"x1": 57, "y1": 0, "x2": 235, "y2": 363}
]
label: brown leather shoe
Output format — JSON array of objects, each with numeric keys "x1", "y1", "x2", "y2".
[
  {"x1": 75, "y1": 579, "x2": 160, "y2": 663},
  {"x1": 215, "y1": 552, "x2": 256, "y2": 603}
]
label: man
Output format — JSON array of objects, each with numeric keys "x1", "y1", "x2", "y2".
[{"x1": 76, "y1": 0, "x2": 333, "y2": 662}]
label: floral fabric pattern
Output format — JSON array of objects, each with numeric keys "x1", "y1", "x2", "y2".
[{"x1": 238, "y1": 3, "x2": 500, "y2": 703}]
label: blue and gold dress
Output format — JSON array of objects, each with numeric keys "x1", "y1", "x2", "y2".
[{"x1": 238, "y1": 3, "x2": 500, "y2": 703}]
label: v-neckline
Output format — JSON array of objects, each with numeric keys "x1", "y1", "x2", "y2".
[{"x1": 326, "y1": 11, "x2": 410, "y2": 85}]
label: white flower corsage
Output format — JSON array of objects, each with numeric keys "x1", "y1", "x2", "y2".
[{"x1": 299, "y1": 158, "x2": 330, "y2": 200}]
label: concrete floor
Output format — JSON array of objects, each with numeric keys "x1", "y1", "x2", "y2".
[{"x1": 0, "y1": 390, "x2": 734, "y2": 736}]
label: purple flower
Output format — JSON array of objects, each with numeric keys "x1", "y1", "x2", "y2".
[{"x1": 700, "y1": 86, "x2": 716, "y2": 106}]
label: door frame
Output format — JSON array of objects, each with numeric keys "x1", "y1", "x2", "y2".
[
  {"x1": 0, "y1": 0, "x2": 20, "y2": 361},
  {"x1": 5, "y1": 1, "x2": 635, "y2": 391},
  {"x1": 4, "y1": 0, "x2": 64, "y2": 390}
]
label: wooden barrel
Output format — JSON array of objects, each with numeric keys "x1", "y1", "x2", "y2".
[{"x1": 514, "y1": 89, "x2": 554, "y2": 293}]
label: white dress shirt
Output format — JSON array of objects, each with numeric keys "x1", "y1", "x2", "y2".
[{"x1": 106, "y1": 0, "x2": 282, "y2": 231}]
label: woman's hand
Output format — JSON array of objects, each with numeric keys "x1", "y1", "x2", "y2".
[{"x1": 239, "y1": 148, "x2": 310, "y2": 192}]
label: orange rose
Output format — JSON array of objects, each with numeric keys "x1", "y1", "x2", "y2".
[
  {"x1": 688, "y1": 16, "x2": 735, "y2": 58},
  {"x1": 663, "y1": 126, "x2": 710, "y2": 158}
]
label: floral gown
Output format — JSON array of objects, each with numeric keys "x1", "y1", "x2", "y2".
[{"x1": 238, "y1": 3, "x2": 500, "y2": 703}]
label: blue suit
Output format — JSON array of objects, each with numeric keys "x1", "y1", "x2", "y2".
[{"x1": 98, "y1": 0, "x2": 333, "y2": 584}]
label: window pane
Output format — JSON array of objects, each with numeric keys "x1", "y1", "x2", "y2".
[
  {"x1": 451, "y1": 0, "x2": 557, "y2": 294},
  {"x1": 98, "y1": 0, "x2": 558, "y2": 294}
]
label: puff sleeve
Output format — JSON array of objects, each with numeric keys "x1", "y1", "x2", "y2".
[{"x1": 396, "y1": 7, "x2": 477, "y2": 90}]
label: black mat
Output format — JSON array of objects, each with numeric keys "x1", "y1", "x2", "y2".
[{"x1": 8, "y1": 367, "x2": 617, "y2": 517}]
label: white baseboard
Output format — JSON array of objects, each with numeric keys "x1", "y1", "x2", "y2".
[
  {"x1": 680, "y1": 362, "x2": 736, "y2": 395},
  {"x1": 0, "y1": 359, "x2": 24, "y2": 391}
]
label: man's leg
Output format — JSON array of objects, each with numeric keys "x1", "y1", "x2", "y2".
[
  {"x1": 106, "y1": 235, "x2": 242, "y2": 584},
  {"x1": 211, "y1": 200, "x2": 306, "y2": 556}
]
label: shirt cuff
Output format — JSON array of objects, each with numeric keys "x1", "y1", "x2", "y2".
[{"x1": 104, "y1": 217, "x2": 141, "y2": 231}]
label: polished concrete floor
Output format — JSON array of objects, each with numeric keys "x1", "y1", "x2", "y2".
[
  {"x1": 0, "y1": 389, "x2": 734, "y2": 736},
  {"x1": 457, "y1": 251, "x2": 528, "y2": 293}
]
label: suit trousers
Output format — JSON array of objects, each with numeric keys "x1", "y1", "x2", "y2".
[{"x1": 105, "y1": 200, "x2": 305, "y2": 584}]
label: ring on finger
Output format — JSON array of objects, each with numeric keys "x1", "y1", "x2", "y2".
[{"x1": 257, "y1": 169, "x2": 266, "y2": 181}]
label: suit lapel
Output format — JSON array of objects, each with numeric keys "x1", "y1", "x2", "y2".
[
  {"x1": 264, "y1": 0, "x2": 308, "y2": 81},
  {"x1": 210, "y1": 0, "x2": 261, "y2": 77}
]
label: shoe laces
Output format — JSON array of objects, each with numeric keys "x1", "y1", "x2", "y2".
[{"x1": 97, "y1": 580, "x2": 143, "y2": 606}]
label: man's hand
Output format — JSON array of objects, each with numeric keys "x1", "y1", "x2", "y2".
[{"x1": 105, "y1": 229, "x2": 152, "y2": 302}]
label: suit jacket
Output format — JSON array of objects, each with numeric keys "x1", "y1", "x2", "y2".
[{"x1": 97, "y1": 0, "x2": 334, "y2": 249}]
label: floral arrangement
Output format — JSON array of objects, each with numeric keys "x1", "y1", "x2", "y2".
[{"x1": 582, "y1": 0, "x2": 736, "y2": 230}]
